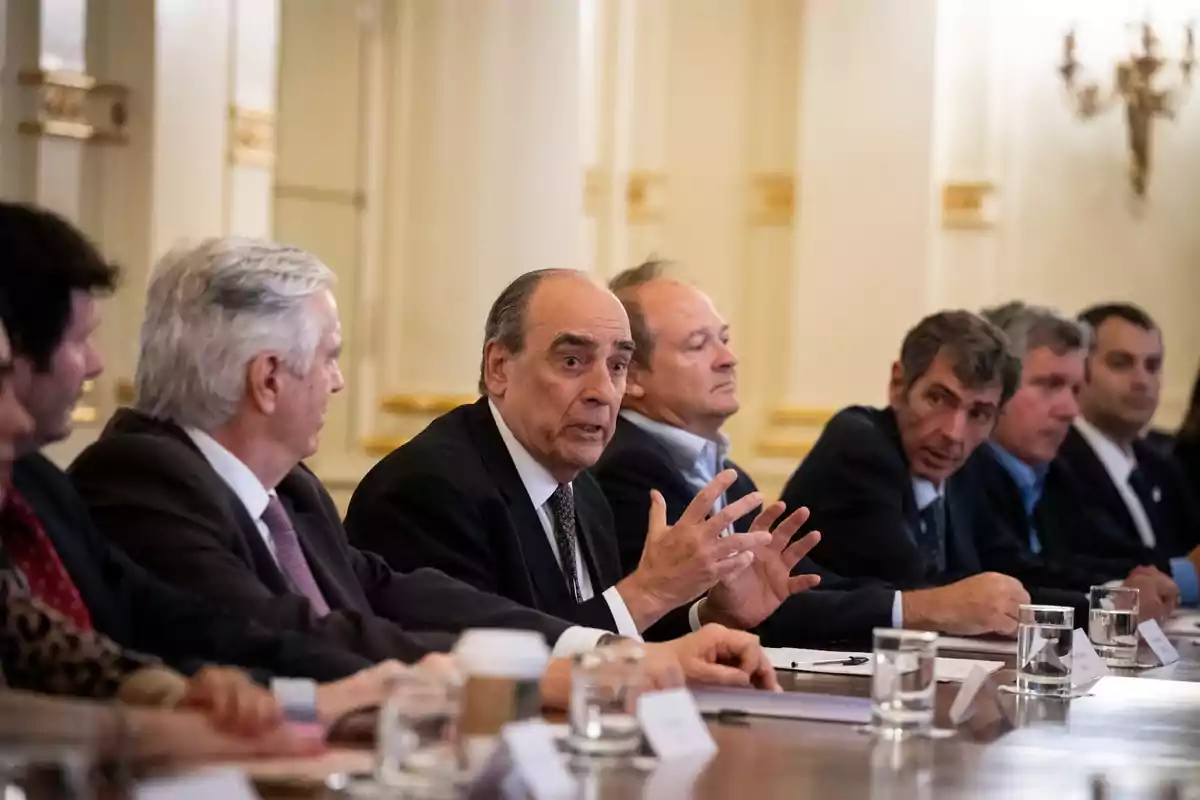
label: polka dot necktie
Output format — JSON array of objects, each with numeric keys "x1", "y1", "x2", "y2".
[
  {"x1": 1, "y1": 490, "x2": 94, "y2": 631},
  {"x1": 547, "y1": 484, "x2": 582, "y2": 603}
]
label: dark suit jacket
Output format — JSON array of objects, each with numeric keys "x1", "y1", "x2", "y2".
[
  {"x1": 1177, "y1": 434, "x2": 1200, "y2": 502},
  {"x1": 957, "y1": 445, "x2": 1137, "y2": 591},
  {"x1": 1044, "y1": 426, "x2": 1200, "y2": 570},
  {"x1": 13, "y1": 452, "x2": 369, "y2": 682},
  {"x1": 68, "y1": 409, "x2": 574, "y2": 663},
  {"x1": 345, "y1": 399, "x2": 688, "y2": 639},
  {"x1": 779, "y1": 406, "x2": 981, "y2": 587},
  {"x1": 591, "y1": 416, "x2": 895, "y2": 647}
]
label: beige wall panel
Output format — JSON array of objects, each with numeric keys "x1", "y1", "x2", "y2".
[{"x1": 275, "y1": 0, "x2": 362, "y2": 195}]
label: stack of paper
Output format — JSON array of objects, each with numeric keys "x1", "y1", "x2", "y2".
[
  {"x1": 1161, "y1": 610, "x2": 1200, "y2": 638},
  {"x1": 937, "y1": 635, "x2": 1018, "y2": 656},
  {"x1": 765, "y1": 647, "x2": 1003, "y2": 683}
]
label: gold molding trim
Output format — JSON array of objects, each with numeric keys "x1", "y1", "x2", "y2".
[
  {"x1": 768, "y1": 407, "x2": 837, "y2": 426},
  {"x1": 274, "y1": 184, "x2": 367, "y2": 210},
  {"x1": 115, "y1": 378, "x2": 134, "y2": 405},
  {"x1": 627, "y1": 172, "x2": 667, "y2": 224},
  {"x1": 754, "y1": 438, "x2": 814, "y2": 459},
  {"x1": 17, "y1": 69, "x2": 129, "y2": 144},
  {"x1": 748, "y1": 173, "x2": 795, "y2": 226},
  {"x1": 584, "y1": 169, "x2": 605, "y2": 218},
  {"x1": 229, "y1": 106, "x2": 275, "y2": 167},
  {"x1": 362, "y1": 435, "x2": 407, "y2": 457},
  {"x1": 941, "y1": 181, "x2": 996, "y2": 229},
  {"x1": 380, "y1": 393, "x2": 478, "y2": 416}
]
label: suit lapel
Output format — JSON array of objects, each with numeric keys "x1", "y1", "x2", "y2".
[
  {"x1": 573, "y1": 477, "x2": 622, "y2": 589},
  {"x1": 467, "y1": 399, "x2": 576, "y2": 612},
  {"x1": 878, "y1": 410, "x2": 922, "y2": 546},
  {"x1": 1062, "y1": 428, "x2": 1142, "y2": 547},
  {"x1": 944, "y1": 481, "x2": 980, "y2": 573}
]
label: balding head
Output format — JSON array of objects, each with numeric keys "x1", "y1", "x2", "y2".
[
  {"x1": 608, "y1": 260, "x2": 737, "y2": 438},
  {"x1": 482, "y1": 270, "x2": 633, "y2": 482}
]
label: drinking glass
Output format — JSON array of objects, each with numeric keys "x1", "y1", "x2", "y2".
[
  {"x1": 869, "y1": 628, "x2": 938, "y2": 737},
  {"x1": 1087, "y1": 585, "x2": 1139, "y2": 667},
  {"x1": 566, "y1": 642, "x2": 645, "y2": 756},
  {"x1": 1016, "y1": 604, "x2": 1074, "y2": 696},
  {"x1": 375, "y1": 664, "x2": 463, "y2": 797}
]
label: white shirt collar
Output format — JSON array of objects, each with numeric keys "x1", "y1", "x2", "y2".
[
  {"x1": 911, "y1": 477, "x2": 944, "y2": 511},
  {"x1": 487, "y1": 400, "x2": 564, "y2": 509},
  {"x1": 1073, "y1": 417, "x2": 1136, "y2": 483},
  {"x1": 184, "y1": 427, "x2": 274, "y2": 521},
  {"x1": 620, "y1": 410, "x2": 729, "y2": 471}
]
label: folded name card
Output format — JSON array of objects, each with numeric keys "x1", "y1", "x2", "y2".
[
  {"x1": 1138, "y1": 619, "x2": 1180, "y2": 666},
  {"x1": 135, "y1": 769, "x2": 257, "y2": 800},
  {"x1": 637, "y1": 688, "x2": 717, "y2": 761}
]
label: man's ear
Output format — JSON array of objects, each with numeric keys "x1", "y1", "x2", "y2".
[
  {"x1": 246, "y1": 353, "x2": 282, "y2": 414},
  {"x1": 482, "y1": 341, "x2": 509, "y2": 398},
  {"x1": 625, "y1": 362, "x2": 648, "y2": 399},
  {"x1": 887, "y1": 361, "x2": 905, "y2": 407}
]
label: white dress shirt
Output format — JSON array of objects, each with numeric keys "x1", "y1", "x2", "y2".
[
  {"x1": 488, "y1": 402, "x2": 642, "y2": 650},
  {"x1": 185, "y1": 427, "x2": 281, "y2": 564}
]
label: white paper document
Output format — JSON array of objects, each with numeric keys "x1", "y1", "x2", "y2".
[
  {"x1": 135, "y1": 769, "x2": 258, "y2": 800},
  {"x1": 692, "y1": 686, "x2": 872, "y2": 724},
  {"x1": 1161, "y1": 610, "x2": 1200, "y2": 638},
  {"x1": 501, "y1": 720, "x2": 576, "y2": 800},
  {"x1": 937, "y1": 635, "x2": 1018, "y2": 656},
  {"x1": 766, "y1": 647, "x2": 1003, "y2": 683}
]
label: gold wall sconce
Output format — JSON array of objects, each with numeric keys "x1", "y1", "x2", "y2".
[{"x1": 1059, "y1": 20, "x2": 1195, "y2": 196}]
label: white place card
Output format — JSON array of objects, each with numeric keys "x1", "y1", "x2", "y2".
[
  {"x1": 135, "y1": 769, "x2": 258, "y2": 800},
  {"x1": 948, "y1": 665, "x2": 991, "y2": 725},
  {"x1": 1070, "y1": 629, "x2": 1111, "y2": 688},
  {"x1": 500, "y1": 720, "x2": 576, "y2": 800},
  {"x1": 1138, "y1": 619, "x2": 1181, "y2": 666},
  {"x1": 637, "y1": 688, "x2": 717, "y2": 761}
]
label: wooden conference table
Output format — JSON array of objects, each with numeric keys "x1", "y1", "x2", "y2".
[{"x1": 236, "y1": 634, "x2": 1200, "y2": 799}]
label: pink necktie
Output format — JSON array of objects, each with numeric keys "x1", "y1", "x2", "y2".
[{"x1": 261, "y1": 496, "x2": 330, "y2": 616}]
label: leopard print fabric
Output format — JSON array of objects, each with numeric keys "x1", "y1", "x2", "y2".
[{"x1": 0, "y1": 568, "x2": 160, "y2": 699}]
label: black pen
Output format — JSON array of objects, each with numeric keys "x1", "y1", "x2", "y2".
[{"x1": 790, "y1": 656, "x2": 869, "y2": 668}]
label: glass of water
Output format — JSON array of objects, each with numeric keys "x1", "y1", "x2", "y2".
[
  {"x1": 870, "y1": 628, "x2": 938, "y2": 737},
  {"x1": 566, "y1": 641, "x2": 645, "y2": 757},
  {"x1": 376, "y1": 664, "x2": 463, "y2": 796},
  {"x1": 1016, "y1": 604, "x2": 1074, "y2": 696},
  {"x1": 1087, "y1": 585, "x2": 1140, "y2": 667}
]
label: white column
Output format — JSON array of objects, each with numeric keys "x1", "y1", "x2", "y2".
[
  {"x1": 786, "y1": 0, "x2": 941, "y2": 408},
  {"x1": 384, "y1": 0, "x2": 582, "y2": 397}
]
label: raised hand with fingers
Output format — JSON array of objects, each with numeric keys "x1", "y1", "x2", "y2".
[
  {"x1": 700, "y1": 502, "x2": 822, "y2": 629},
  {"x1": 614, "y1": 469, "x2": 772, "y2": 631}
]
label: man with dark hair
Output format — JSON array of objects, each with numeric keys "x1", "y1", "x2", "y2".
[
  {"x1": 0, "y1": 202, "x2": 426, "y2": 724},
  {"x1": 347, "y1": 268, "x2": 822, "y2": 647},
  {"x1": 781, "y1": 309, "x2": 1024, "y2": 588},
  {"x1": 956, "y1": 302, "x2": 1177, "y2": 621},
  {"x1": 1045, "y1": 302, "x2": 1198, "y2": 606},
  {"x1": 595, "y1": 264, "x2": 1034, "y2": 641}
]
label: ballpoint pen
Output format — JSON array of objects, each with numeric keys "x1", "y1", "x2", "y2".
[{"x1": 789, "y1": 656, "x2": 870, "y2": 668}]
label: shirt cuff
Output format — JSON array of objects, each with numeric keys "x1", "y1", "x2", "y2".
[
  {"x1": 1170, "y1": 557, "x2": 1200, "y2": 606},
  {"x1": 550, "y1": 626, "x2": 613, "y2": 658},
  {"x1": 688, "y1": 600, "x2": 704, "y2": 632},
  {"x1": 891, "y1": 591, "x2": 904, "y2": 628},
  {"x1": 601, "y1": 585, "x2": 642, "y2": 639}
]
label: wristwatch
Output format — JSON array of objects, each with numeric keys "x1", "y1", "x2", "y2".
[{"x1": 270, "y1": 677, "x2": 320, "y2": 724}]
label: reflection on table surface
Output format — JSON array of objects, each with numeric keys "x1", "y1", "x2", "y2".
[{"x1": 4, "y1": 637, "x2": 1200, "y2": 799}]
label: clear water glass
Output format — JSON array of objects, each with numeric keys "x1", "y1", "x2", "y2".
[
  {"x1": 870, "y1": 628, "x2": 938, "y2": 737},
  {"x1": 375, "y1": 665, "x2": 463, "y2": 797},
  {"x1": 1016, "y1": 604, "x2": 1074, "y2": 696},
  {"x1": 566, "y1": 642, "x2": 645, "y2": 756},
  {"x1": 1087, "y1": 585, "x2": 1140, "y2": 667}
]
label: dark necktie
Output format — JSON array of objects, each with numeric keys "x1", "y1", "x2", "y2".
[
  {"x1": 1126, "y1": 466, "x2": 1163, "y2": 546},
  {"x1": 261, "y1": 496, "x2": 331, "y2": 616},
  {"x1": 547, "y1": 484, "x2": 582, "y2": 603},
  {"x1": 917, "y1": 496, "x2": 947, "y2": 574},
  {"x1": 1, "y1": 490, "x2": 93, "y2": 631}
]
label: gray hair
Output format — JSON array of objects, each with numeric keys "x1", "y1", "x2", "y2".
[
  {"x1": 478, "y1": 268, "x2": 574, "y2": 394},
  {"x1": 981, "y1": 301, "x2": 1091, "y2": 358},
  {"x1": 608, "y1": 258, "x2": 673, "y2": 370},
  {"x1": 134, "y1": 237, "x2": 336, "y2": 430}
]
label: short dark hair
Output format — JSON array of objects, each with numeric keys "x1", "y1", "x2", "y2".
[
  {"x1": 0, "y1": 203, "x2": 119, "y2": 371},
  {"x1": 1077, "y1": 302, "x2": 1159, "y2": 339},
  {"x1": 478, "y1": 268, "x2": 573, "y2": 394},
  {"x1": 608, "y1": 258, "x2": 672, "y2": 369},
  {"x1": 899, "y1": 310, "x2": 1021, "y2": 406}
]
